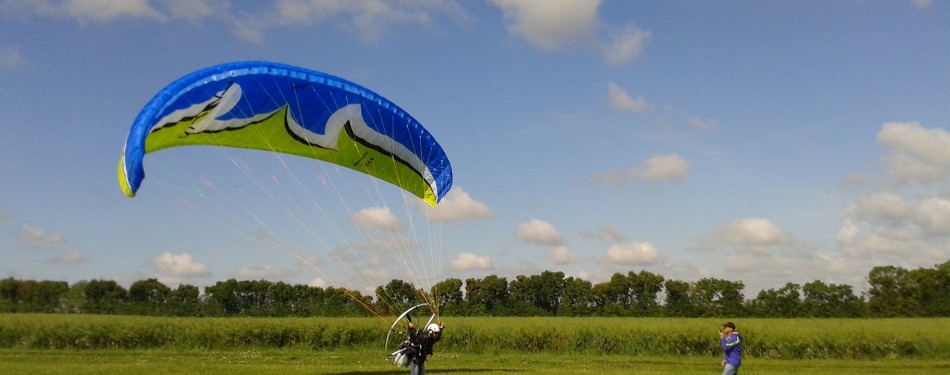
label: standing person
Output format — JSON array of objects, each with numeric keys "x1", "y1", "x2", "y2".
[
  {"x1": 719, "y1": 322, "x2": 743, "y2": 375},
  {"x1": 402, "y1": 321, "x2": 444, "y2": 375}
]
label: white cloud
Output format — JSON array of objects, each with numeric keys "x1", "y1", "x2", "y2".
[
  {"x1": 18, "y1": 0, "x2": 165, "y2": 23},
  {"x1": 309, "y1": 277, "x2": 328, "y2": 288},
  {"x1": 168, "y1": 0, "x2": 215, "y2": 21},
  {"x1": 424, "y1": 187, "x2": 492, "y2": 222},
  {"x1": 607, "y1": 82, "x2": 648, "y2": 113},
  {"x1": 516, "y1": 219, "x2": 564, "y2": 246},
  {"x1": 914, "y1": 197, "x2": 950, "y2": 236},
  {"x1": 275, "y1": 0, "x2": 468, "y2": 42},
  {"x1": 877, "y1": 122, "x2": 950, "y2": 183},
  {"x1": 491, "y1": 0, "x2": 600, "y2": 50},
  {"x1": 347, "y1": 235, "x2": 411, "y2": 252},
  {"x1": 360, "y1": 266, "x2": 389, "y2": 282},
  {"x1": 831, "y1": 123, "x2": 950, "y2": 270},
  {"x1": 49, "y1": 249, "x2": 88, "y2": 265},
  {"x1": 911, "y1": 0, "x2": 933, "y2": 10},
  {"x1": 350, "y1": 206, "x2": 403, "y2": 231},
  {"x1": 603, "y1": 240, "x2": 659, "y2": 265},
  {"x1": 297, "y1": 256, "x2": 321, "y2": 268},
  {"x1": 151, "y1": 252, "x2": 211, "y2": 278},
  {"x1": 547, "y1": 246, "x2": 578, "y2": 264},
  {"x1": 591, "y1": 170, "x2": 623, "y2": 187},
  {"x1": 3, "y1": 0, "x2": 464, "y2": 44},
  {"x1": 715, "y1": 218, "x2": 789, "y2": 253},
  {"x1": 687, "y1": 116, "x2": 717, "y2": 130},
  {"x1": 234, "y1": 265, "x2": 284, "y2": 280},
  {"x1": 450, "y1": 252, "x2": 492, "y2": 270},
  {"x1": 19, "y1": 224, "x2": 65, "y2": 249},
  {"x1": 852, "y1": 192, "x2": 910, "y2": 224},
  {"x1": 0, "y1": 46, "x2": 25, "y2": 70},
  {"x1": 631, "y1": 153, "x2": 690, "y2": 181},
  {"x1": 580, "y1": 224, "x2": 629, "y2": 242},
  {"x1": 602, "y1": 24, "x2": 650, "y2": 65}
]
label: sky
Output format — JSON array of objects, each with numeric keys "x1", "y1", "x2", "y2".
[{"x1": 1, "y1": 0, "x2": 949, "y2": 298}]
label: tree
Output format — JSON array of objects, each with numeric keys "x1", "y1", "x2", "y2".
[
  {"x1": 663, "y1": 279, "x2": 695, "y2": 317},
  {"x1": 432, "y1": 278, "x2": 463, "y2": 315},
  {"x1": 749, "y1": 283, "x2": 801, "y2": 317},
  {"x1": 167, "y1": 284, "x2": 200, "y2": 316},
  {"x1": 465, "y1": 275, "x2": 508, "y2": 315},
  {"x1": 508, "y1": 271, "x2": 566, "y2": 316},
  {"x1": 690, "y1": 278, "x2": 744, "y2": 317},
  {"x1": 900, "y1": 263, "x2": 950, "y2": 316},
  {"x1": 83, "y1": 279, "x2": 128, "y2": 314},
  {"x1": 591, "y1": 273, "x2": 633, "y2": 316},
  {"x1": 559, "y1": 276, "x2": 592, "y2": 316},
  {"x1": 203, "y1": 279, "x2": 240, "y2": 316},
  {"x1": 375, "y1": 279, "x2": 420, "y2": 314},
  {"x1": 802, "y1": 280, "x2": 863, "y2": 317},
  {"x1": 931, "y1": 261, "x2": 950, "y2": 316},
  {"x1": 867, "y1": 265, "x2": 911, "y2": 317},
  {"x1": 628, "y1": 270, "x2": 664, "y2": 316},
  {"x1": 128, "y1": 278, "x2": 171, "y2": 315},
  {"x1": 0, "y1": 277, "x2": 17, "y2": 312}
]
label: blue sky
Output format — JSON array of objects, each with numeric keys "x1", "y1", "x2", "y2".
[{"x1": 1, "y1": 0, "x2": 948, "y2": 297}]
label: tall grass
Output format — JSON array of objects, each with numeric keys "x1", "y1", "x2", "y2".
[
  {"x1": 441, "y1": 317, "x2": 950, "y2": 359},
  {"x1": 1, "y1": 314, "x2": 947, "y2": 359}
]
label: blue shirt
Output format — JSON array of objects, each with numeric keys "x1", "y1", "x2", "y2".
[{"x1": 721, "y1": 331, "x2": 743, "y2": 367}]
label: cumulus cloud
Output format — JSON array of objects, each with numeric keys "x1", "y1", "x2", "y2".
[
  {"x1": 0, "y1": 46, "x2": 25, "y2": 70},
  {"x1": 3, "y1": 1, "x2": 464, "y2": 44},
  {"x1": 7, "y1": 0, "x2": 165, "y2": 23},
  {"x1": 911, "y1": 0, "x2": 933, "y2": 10},
  {"x1": 234, "y1": 265, "x2": 284, "y2": 280},
  {"x1": 516, "y1": 219, "x2": 564, "y2": 246},
  {"x1": 852, "y1": 192, "x2": 910, "y2": 224},
  {"x1": 591, "y1": 170, "x2": 623, "y2": 187},
  {"x1": 347, "y1": 235, "x2": 411, "y2": 252},
  {"x1": 715, "y1": 218, "x2": 790, "y2": 253},
  {"x1": 547, "y1": 246, "x2": 578, "y2": 264},
  {"x1": 297, "y1": 256, "x2": 321, "y2": 268},
  {"x1": 350, "y1": 206, "x2": 403, "y2": 231},
  {"x1": 580, "y1": 224, "x2": 630, "y2": 242},
  {"x1": 603, "y1": 240, "x2": 659, "y2": 265},
  {"x1": 607, "y1": 82, "x2": 648, "y2": 113},
  {"x1": 49, "y1": 249, "x2": 88, "y2": 265},
  {"x1": 832, "y1": 122, "x2": 950, "y2": 271},
  {"x1": 423, "y1": 187, "x2": 492, "y2": 222},
  {"x1": 687, "y1": 116, "x2": 717, "y2": 130},
  {"x1": 602, "y1": 24, "x2": 650, "y2": 65},
  {"x1": 151, "y1": 252, "x2": 211, "y2": 279},
  {"x1": 450, "y1": 252, "x2": 492, "y2": 270},
  {"x1": 309, "y1": 277, "x2": 328, "y2": 288},
  {"x1": 877, "y1": 122, "x2": 950, "y2": 183},
  {"x1": 915, "y1": 197, "x2": 950, "y2": 236},
  {"x1": 491, "y1": 0, "x2": 600, "y2": 51},
  {"x1": 19, "y1": 224, "x2": 65, "y2": 249},
  {"x1": 631, "y1": 153, "x2": 690, "y2": 181},
  {"x1": 275, "y1": 0, "x2": 468, "y2": 42},
  {"x1": 168, "y1": 0, "x2": 215, "y2": 21}
]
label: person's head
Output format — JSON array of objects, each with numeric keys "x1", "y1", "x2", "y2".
[
  {"x1": 721, "y1": 322, "x2": 736, "y2": 333},
  {"x1": 426, "y1": 322, "x2": 443, "y2": 341}
]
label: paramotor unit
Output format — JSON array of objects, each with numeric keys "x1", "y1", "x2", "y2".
[{"x1": 385, "y1": 303, "x2": 436, "y2": 366}]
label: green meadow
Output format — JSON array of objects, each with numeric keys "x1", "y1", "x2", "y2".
[{"x1": 1, "y1": 315, "x2": 948, "y2": 374}]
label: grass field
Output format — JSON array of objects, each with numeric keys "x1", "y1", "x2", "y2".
[
  {"x1": 1, "y1": 348, "x2": 948, "y2": 374},
  {"x1": 1, "y1": 314, "x2": 948, "y2": 374}
]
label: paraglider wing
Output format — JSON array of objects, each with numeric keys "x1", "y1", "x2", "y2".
[{"x1": 119, "y1": 61, "x2": 453, "y2": 206}]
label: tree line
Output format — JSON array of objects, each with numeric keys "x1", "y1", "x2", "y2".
[{"x1": 1, "y1": 262, "x2": 947, "y2": 318}]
